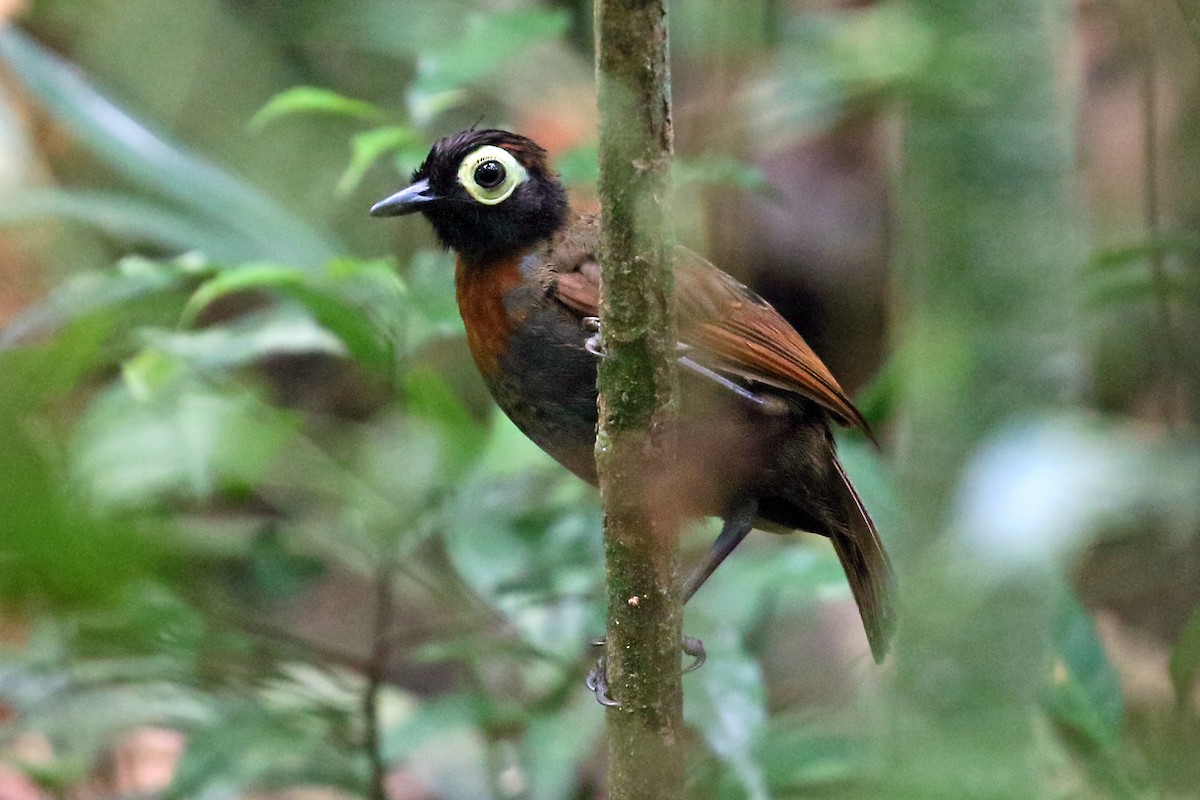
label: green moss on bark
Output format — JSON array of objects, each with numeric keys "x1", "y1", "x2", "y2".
[{"x1": 594, "y1": 0, "x2": 684, "y2": 798}]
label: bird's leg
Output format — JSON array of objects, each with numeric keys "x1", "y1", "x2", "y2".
[
  {"x1": 585, "y1": 499, "x2": 757, "y2": 706},
  {"x1": 678, "y1": 353, "x2": 787, "y2": 415},
  {"x1": 592, "y1": 331, "x2": 783, "y2": 417},
  {"x1": 680, "y1": 497, "x2": 759, "y2": 604}
]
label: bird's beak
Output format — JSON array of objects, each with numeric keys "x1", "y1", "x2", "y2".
[{"x1": 369, "y1": 178, "x2": 439, "y2": 217}]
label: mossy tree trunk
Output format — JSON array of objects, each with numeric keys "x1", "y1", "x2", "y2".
[{"x1": 593, "y1": 1, "x2": 684, "y2": 799}]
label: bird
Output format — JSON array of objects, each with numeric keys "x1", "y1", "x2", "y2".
[{"x1": 370, "y1": 128, "x2": 895, "y2": 701}]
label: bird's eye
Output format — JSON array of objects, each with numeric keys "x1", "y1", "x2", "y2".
[
  {"x1": 458, "y1": 145, "x2": 527, "y2": 205},
  {"x1": 474, "y1": 160, "x2": 505, "y2": 189}
]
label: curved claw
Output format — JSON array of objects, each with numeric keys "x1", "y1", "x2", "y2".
[
  {"x1": 583, "y1": 317, "x2": 605, "y2": 357},
  {"x1": 584, "y1": 635, "x2": 704, "y2": 706},
  {"x1": 585, "y1": 655, "x2": 622, "y2": 707},
  {"x1": 681, "y1": 635, "x2": 706, "y2": 674}
]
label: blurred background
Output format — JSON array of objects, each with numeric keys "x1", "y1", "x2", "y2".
[{"x1": 0, "y1": 0, "x2": 1198, "y2": 797}]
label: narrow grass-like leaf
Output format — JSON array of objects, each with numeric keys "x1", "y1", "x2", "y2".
[
  {"x1": 0, "y1": 188, "x2": 254, "y2": 260},
  {"x1": 1088, "y1": 234, "x2": 1200, "y2": 273},
  {"x1": 1087, "y1": 272, "x2": 1196, "y2": 308},
  {"x1": 250, "y1": 86, "x2": 387, "y2": 131},
  {"x1": 0, "y1": 27, "x2": 341, "y2": 267}
]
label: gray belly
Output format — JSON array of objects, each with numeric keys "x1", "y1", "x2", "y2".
[{"x1": 485, "y1": 305, "x2": 600, "y2": 483}]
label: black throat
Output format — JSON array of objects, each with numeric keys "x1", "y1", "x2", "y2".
[{"x1": 425, "y1": 181, "x2": 569, "y2": 266}]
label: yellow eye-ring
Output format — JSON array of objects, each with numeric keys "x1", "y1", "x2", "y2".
[{"x1": 457, "y1": 145, "x2": 528, "y2": 205}]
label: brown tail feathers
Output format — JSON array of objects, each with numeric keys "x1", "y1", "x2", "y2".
[{"x1": 828, "y1": 456, "x2": 896, "y2": 663}]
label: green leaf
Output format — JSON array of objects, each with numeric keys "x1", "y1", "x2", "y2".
[
  {"x1": 337, "y1": 414, "x2": 445, "y2": 558},
  {"x1": 442, "y1": 418, "x2": 602, "y2": 657},
  {"x1": 848, "y1": 356, "x2": 898, "y2": 431},
  {"x1": 72, "y1": 378, "x2": 300, "y2": 509},
  {"x1": 682, "y1": 541, "x2": 851, "y2": 797},
  {"x1": 674, "y1": 156, "x2": 772, "y2": 194},
  {"x1": 555, "y1": 144, "x2": 599, "y2": 187},
  {"x1": 24, "y1": 682, "x2": 215, "y2": 746},
  {"x1": 686, "y1": 542, "x2": 847, "y2": 633},
  {"x1": 0, "y1": 423, "x2": 157, "y2": 607},
  {"x1": 406, "y1": 87, "x2": 469, "y2": 127},
  {"x1": 183, "y1": 263, "x2": 401, "y2": 378},
  {"x1": 338, "y1": 125, "x2": 423, "y2": 194},
  {"x1": 380, "y1": 692, "x2": 492, "y2": 799},
  {"x1": 291, "y1": 0, "x2": 464, "y2": 58},
  {"x1": 736, "y1": 718, "x2": 862, "y2": 795},
  {"x1": 250, "y1": 529, "x2": 326, "y2": 600},
  {"x1": 684, "y1": 626, "x2": 769, "y2": 800},
  {"x1": 0, "y1": 255, "x2": 203, "y2": 351},
  {"x1": 1170, "y1": 606, "x2": 1200, "y2": 710},
  {"x1": 412, "y1": 8, "x2": 571, "y2": 97},
  {"x1": 140, "y1": 307, "x2": 349, "y2": 372},
  {"x1": 1086, "y1": 271, "x2": 1197, "y2": 309},
  {"x1": 402, "y1": 366, "x2": 486, "y2": 477},
  {"x1": 403, "y1": 249, "x2": 465, "y2": 353},
  {"x1": 167, "y1": 702, "x2": 361, "y2": 799},
  {"x1": 0, "y1": 27, "x2": 340, "y2": 267},
  {"x1": 524, "y1": 694, "x2": 605, "y2": 800},
  {"x1": 382, "y1": 692, "x2": 482, "y2": 762},
  {"x1": 250, "y1": 86, "x2": 387, "y2": 130},
  {"x1": 0, "y1": 189, "x2": 253, "y2": 259},
  {"x1": 122, "y1": 347, "x2": 186, "y2": 400},
  {"x1": 1088, "y1": 234, "x2": 1200, "y2": 273},
  {"x1": 1043, "y1": 592, "x2": 1123, "y2": 750}
]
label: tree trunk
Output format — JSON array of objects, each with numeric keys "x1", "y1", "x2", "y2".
[{"x1": 593, "y1": 1, "x2": 684, "y2": 799}]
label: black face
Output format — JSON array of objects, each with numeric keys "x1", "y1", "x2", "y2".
[{"x1": 370, "y1": 129, "x2": 569, "y2": 265}]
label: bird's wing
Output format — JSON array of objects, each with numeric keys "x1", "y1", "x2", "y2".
[
  {"x1": 541, "y1": 214, "x2": 870, "y2": 433},
  {"x1": 671, "y1": 249, "x2": 870, "y2": 433}
]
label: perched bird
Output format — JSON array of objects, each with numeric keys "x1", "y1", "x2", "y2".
[{"x1": 370, "y1": 129, "x2": 895, "y2": 693}]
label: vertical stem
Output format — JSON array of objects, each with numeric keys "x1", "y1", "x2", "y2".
[
  {"x1": 593, "y1": 1, "x2": 684, "y2": 799},
  {"x1": 1138, "y1": 11, "x2": 1182, "y2": 424},
  {"x1": 364, "y1": 565, "x2": 394, "y2": 800}
]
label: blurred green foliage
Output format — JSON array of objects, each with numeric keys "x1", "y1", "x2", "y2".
[{"x1": 0, "y1": 1, "x2": 1198, "y2": 799}]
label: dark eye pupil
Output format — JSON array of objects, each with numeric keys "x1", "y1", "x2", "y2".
[{"x1": 474, "y1": 160, "x2": 506, "y2": 189}]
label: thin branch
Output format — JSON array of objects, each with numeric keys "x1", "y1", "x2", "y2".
[
  {"x1": 364, "y1": 564, "x2": 395, "y2": 800},
  {"x1": 209, "y1": 603, "x2": 371, "y2": 673},
  {"x1": 1137, "y1": 9, "x2": 1184, "y2": 424}
]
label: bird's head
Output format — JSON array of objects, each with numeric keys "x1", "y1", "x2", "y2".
[{"x1": 370, "y1": 129, "x2": 568, "y2": 264}]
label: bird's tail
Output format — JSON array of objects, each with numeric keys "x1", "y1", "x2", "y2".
[{"x1": 827, "y1": 456, "x2": 896, "y2": 663}]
